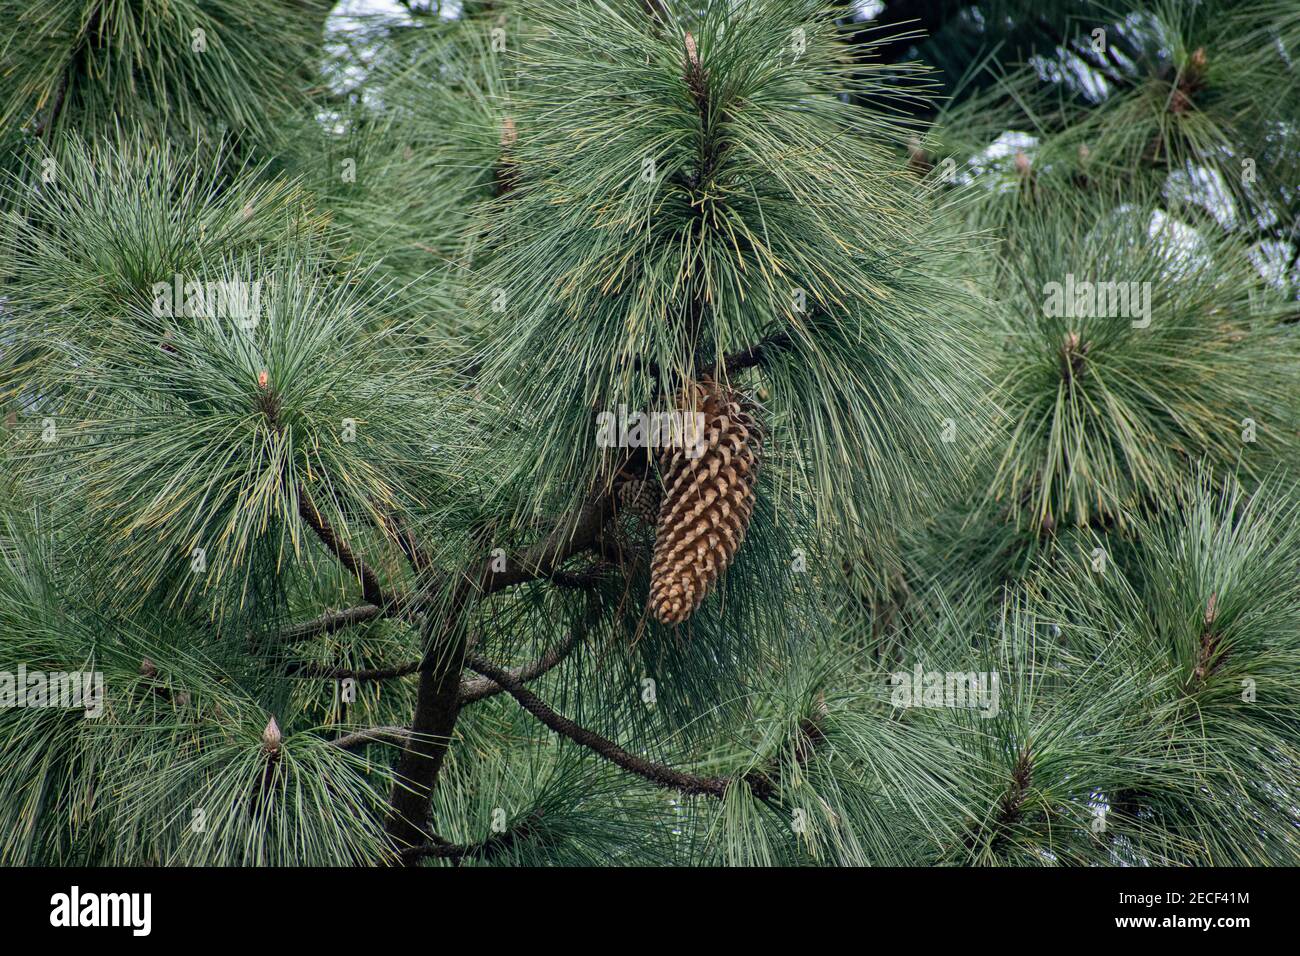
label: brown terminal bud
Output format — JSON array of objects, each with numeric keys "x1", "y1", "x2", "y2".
[
  {"x1": 907, "y1": 136, "x2": 933, "y2": 175},
  {"x1": 262, "y1": 716, "x2": 282, "y2": 755},
  {"x1": 684, "y1": 32, "x2": 699, "y2": 71}
]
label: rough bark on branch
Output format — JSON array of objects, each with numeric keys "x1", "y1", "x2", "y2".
[
  {"x1": 386, "y1": 491, "x2": 615, "y2": 853},
  {"x1": 469, "y1": 651, "x2": 831, "y2": 803},
  {"x1": 289, "y1": 659, "x2": 420, "y2": 681},
  {"x1": 331, "y1": 726, "x2": 411, "y2": 750},
  {"x1": 281, "y1": 604, "x2": 383, "y2": 642},
  {"x1": 715, "y1": 329, "x2": 794, "y2": 375},
  {"x1": 400, "y1": 810, "x2": 544, "y2": 864},
  {"x1": 459, "y1": 630, "x2": 586, "y2": 704},
  {"x1": 477, "y1": 494, "x2": 616, "y2": 595},
  {"x1": 465, "y1": 652, "x2": 731, "y2": 797},
  {"x1": 298, "y1": 491, "x2": 409, "y2": 615}
]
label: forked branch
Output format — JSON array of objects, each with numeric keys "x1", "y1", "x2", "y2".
[
  {"x1": 465, "y1": 652, "x2": 729, "y2": 796},
  {"x1": 292, "y1": 626, "x2": 584, "y2": 692},
  {"x1": 460, "y1": 629, "x2": 587, "y2": 704},
  {"x1": 467, "y1": 650, "x2": 831, "y2": 803}
]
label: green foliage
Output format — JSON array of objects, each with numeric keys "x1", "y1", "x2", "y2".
[
  {"x1": 467, "y1": 0, "x2": 991, "y2": 549},
  {"x1": 0, "y1": 0, "x2": 324, "y2": 144},
  {"x1": 0, "y1": 0, "x2": 1296, "y2": 867},
  {"x1": 1029, "y1": 472, "x2": 1300, "y2": 863},
  {"x1": 984, "y1": 193, "x2": 1299, "y2": 532}
]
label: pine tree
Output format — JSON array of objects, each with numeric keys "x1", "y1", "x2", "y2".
[{"x1": 0, "y1": 0, "x2": 1296, "y2": 867}]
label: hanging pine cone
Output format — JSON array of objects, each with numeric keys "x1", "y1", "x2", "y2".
[
  {"x1": 649, "y1": 378, "x2": 761, "y2": 625},
  {"x1": 616, "y1": 477, "x2": 662, "y2": 528}
]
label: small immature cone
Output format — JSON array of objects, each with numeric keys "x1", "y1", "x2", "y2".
[{"x1": 649, "y1": 378, "x2": 761, "y2": 625}]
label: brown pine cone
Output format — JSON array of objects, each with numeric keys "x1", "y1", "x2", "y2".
[
  {"x1": 649, "y1": 378, "x2": 761, "y2": 625},
  {"x1": 616, "y1": 477, "x2": 662, "y2": 528}
]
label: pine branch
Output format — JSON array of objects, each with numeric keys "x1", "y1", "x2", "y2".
[
  {"x1": 989, "y1": 747, "x2": 1034, "y2": 855},
  {"x1": 468, "y1": 650, "x2": 831, "y2": 803},
  {"x1": 399, "y1": 810, "x2": 545, "y2": 864},
  {"x1": 636, "y1": 328, "x2": 795, "y2": 381},
  {"x1": 294, "y1": 484, "x2": 606, "y2": 641},
  {"x1": 385, "y1": 616, "x2": 469, "y2": 850},
  {"x1": 289, "y1": 659, "x2": 420, "y2": 681},
  {"x1": 743, "y1": 699, "x2": 830, "y2": 800},
  {"x1": 459, "y1": 630, "x2": 587, "y2": 704},
  {"x1": 464, "y1": 652, "x2": 732, "y2": 797},
  {"x1": 287, "y1": 636, "x2": 573, "y2": 687},
  {"x1": 298, "y1": 492, "x2": 407, "y2": 614},
  {"x1": 287, "y1": 612, "x2": 594, "y2": 685},
  {"x1": 331, "y1": 726, "x2": 411, "y2": 750},
  {"x1": 281, "y1": 604, "x2": 384, "y2": 642},
  {"x1": 477, "y1": 492, "x2": 616, "y2": 595},
  {"x1": 716, "y1": 329, "x2": 794, "y2": 375},
  {"x1": 549, "y1": 562, "x2": 614, "y2": 589},
  {"x1": 381, "y1": 510, "x2": 434, "y2": 575},
  {"x1": 387, "y1": 490, "x2": 617, "y2": 850}
]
